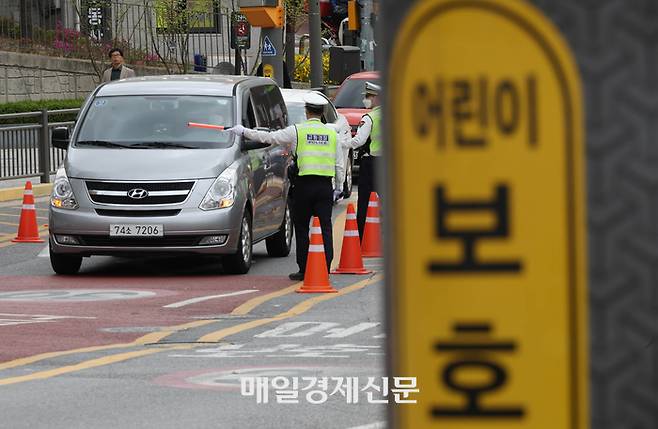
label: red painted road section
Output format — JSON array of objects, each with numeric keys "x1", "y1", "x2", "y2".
[{"x1": 0, "y1": 275, "x2": 294, "y2": 362}]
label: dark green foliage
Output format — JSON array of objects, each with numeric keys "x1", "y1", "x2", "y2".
[{"x1": 0, "y1": 99, "x2": 84, "y2": 124}]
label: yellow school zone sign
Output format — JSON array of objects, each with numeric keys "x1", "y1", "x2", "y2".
[
  {"x1": 389, "y1": 1, "x2": 588, "y2": 428},
  {"x1": 263, "y1": 63, "x2": 274, "y2": 79}
]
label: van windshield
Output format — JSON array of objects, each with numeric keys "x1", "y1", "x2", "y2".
[
  {"x1": 286, "y1": 102, "x2": 307, "y2": 124},
  {"x1": 75, "y1": 95, "x2": 235, "y2": 149}
]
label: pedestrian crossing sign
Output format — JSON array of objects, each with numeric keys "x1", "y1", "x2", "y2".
[{"x1": 262, "y1": 36, "x2": 277, "y2": 57}]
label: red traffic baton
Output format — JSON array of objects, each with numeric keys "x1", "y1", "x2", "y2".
[{"x1": 187, "y1": 122, "x2": 226, "y2": 131}]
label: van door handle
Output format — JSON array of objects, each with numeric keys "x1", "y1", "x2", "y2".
[{"x1": 262, "y1": 154, "x2": 271, "y2": 169}]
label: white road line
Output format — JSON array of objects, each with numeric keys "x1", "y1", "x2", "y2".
[
  {"x1": 38, "y1": 246, "x2": 49, "y2": 257},
  {"x1": 347, "y1": 422, "x2": 386, "y2": 429},
  {"x1": 163, "y1": 290, "x2": 258, "y2": 308},
  {"x1": 0, "y1": 313, "x2": 96, "y2": 319}
]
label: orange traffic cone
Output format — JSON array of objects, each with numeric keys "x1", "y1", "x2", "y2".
[
  {"x1": 361, "y1": 192, "x2": 382, "y2": 258},
  {"x1": 332, "y1": 203, "x2": 371, "y2": 275},
  {"x1": 12, "y1": 181, "x2": 44, "y2": 243},
  {"x1": 297, "y1": 217, "x2": 337, "y2": 293}
]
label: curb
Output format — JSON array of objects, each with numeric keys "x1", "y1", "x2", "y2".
[{"x1": 0, "y1": 184, "x2": 52, "y2": 203}]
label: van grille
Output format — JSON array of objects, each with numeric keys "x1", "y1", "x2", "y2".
[
  {"x1": 86, "y1": 181, "x2": 194, "y2": 205},
  {"x1": 95, "y1": 209, "x2": 181, "y2": 217},
  {"x1": 77, "y1": 235, "x2": 202, "y2": 247}
]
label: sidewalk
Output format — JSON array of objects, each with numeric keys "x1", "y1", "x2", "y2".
[{"x1": 0, "y1": 177, "x2": 52, "y2": 202}]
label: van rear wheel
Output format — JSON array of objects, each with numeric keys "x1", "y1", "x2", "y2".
[
  {"x1": 49, "y1": 242, "x2": 82, "y2": 275},
  {"x1": 223, "y1": 210, "x2": 252, "y2": 274}
]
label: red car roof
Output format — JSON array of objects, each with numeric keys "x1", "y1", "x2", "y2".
[
  {"x1": 344, "y1": 71, "x2": 380, "y2": 80},
  {"x1": 335, "y1": 71, "x2": 381, "y2": 127}
]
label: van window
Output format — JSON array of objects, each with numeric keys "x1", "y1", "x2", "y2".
[
  {"x1": 75, "y1": 95, "x2": 235, "y2": 149},
  {"x1": 243, "y1": 92, "x2": 258, "y2": 128},
  {"x1": 251, "y1": 85, "x2": 287, "y2": 129},
  {"x1": 249, "y1": 86, "x2": 271, "y2": 128},
  {"x1": 324, "y1": 99, "x2": 337, "y2": 123}
]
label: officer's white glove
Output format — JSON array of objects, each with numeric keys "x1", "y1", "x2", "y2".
[
  {"x1": 333, "y1": 190, "x2": 343, "y2": 202},
  {"x1": 228, "y1": 124, "x2": 247, "y2": 137}
]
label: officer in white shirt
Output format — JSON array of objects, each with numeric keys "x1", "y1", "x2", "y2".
[
  {"x1": 229, "y1": 93, "x2": 344, "y2": 281},
  {"x1": 343, "y1": 82, "x2": 381, "y2": 238}
]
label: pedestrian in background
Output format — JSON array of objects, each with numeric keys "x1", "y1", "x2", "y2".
[
  {"x1": 102, "y1": 48, "x2": 136, "y2": 82},
  {"x1": 344, "y1": 82, "x2": 381, "y2": 238},
  {"x1": 228, "y1": 93, "x2": 343, "y2": 281}
]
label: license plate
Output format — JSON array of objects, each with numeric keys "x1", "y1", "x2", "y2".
[{"x1": 110, "y1": 224, "x2": 163, "y2": 237}]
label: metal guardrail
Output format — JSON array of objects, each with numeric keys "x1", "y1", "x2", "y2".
[{"x1": 0, "y1": 109, "x2": 79, "y2": 182}]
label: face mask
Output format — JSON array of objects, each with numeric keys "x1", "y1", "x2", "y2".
[{"x1": 362, "y1": 98, "x2": 372, "y2": 109}]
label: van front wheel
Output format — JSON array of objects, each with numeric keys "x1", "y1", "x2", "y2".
[
  {"x1": 223, "y1": 211, "x2": 253, "y2": 274},
  {"x1": 49, "y1": 242, "x2": 82, "y2": 275}
]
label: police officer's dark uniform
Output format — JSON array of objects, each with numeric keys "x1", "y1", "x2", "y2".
[
  {"x1": 346, "y1": 82, "x2": 382, "y2": 238},
  {"x1": 228, "y1": 93, "x2": 342, "y2": 281}
]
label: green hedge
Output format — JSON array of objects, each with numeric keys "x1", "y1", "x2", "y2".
[{"x1": 0, "y1": 99, "x2": 85, "y2": 124}]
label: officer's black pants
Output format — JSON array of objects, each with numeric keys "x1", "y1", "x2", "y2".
[
  {"x1": 357, "y1": 156, "x2": 378, "y2": 239},
  {"x1": 292, "y1": 176, "x2": 334, "y2": 273}
]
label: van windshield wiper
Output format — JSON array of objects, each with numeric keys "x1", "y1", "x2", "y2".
[
  {"x1": 76, "y1": 140, "x2": 131, "y2": 148},
  {"x1": 130, "y1": 142, "x2": 197, "y2": 149}
]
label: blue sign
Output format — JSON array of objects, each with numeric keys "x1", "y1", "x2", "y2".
[{"x1": 262, "y1": 35, "x2": 277, "y2": 57}]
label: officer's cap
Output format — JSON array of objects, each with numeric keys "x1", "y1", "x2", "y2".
[
  {"x1": 363, "y1": 82, "x2": 381, "y2": 96},
  {"x1": 304, "y1": 92, "x2": 329, "y2": 109}
]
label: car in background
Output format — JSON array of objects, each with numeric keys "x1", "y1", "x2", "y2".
[
  {"x1": 280, "y1": 88, "x2": 353, "y2": 198},
  {"x1": 333, "y1": 71, "x2": 380, "y2": 173},
  {"x1": 48, "y1": 75, "x2": 294, "y2": 275}
]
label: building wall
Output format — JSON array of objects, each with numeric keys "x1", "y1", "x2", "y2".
[
  {"x1": 0, "y1": 50, "x2": 165, "y2": 103},
  {"x1": 1, "y1": 0, "x2": 267, "y2": 74}
]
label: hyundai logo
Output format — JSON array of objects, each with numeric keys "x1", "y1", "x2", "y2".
[{"x1": 127, "y1": 188, "x2": 149, "y2": 199}]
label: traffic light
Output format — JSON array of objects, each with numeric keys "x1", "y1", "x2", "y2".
[
  {"x1": 239, "y1": 0, "x2": 283, "y2": 28},
  {"x1": 239, "y1": 0, "x2": 278, "y2": 6},
  {"x1": 348, "y1": 0, "x2": 360, "y2": 31}
]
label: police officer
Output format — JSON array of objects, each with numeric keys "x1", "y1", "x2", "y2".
[
  {"x1": 229, "y1": 93, "x2": 344, "y2": 281},
  {"x1": 344, "y1": 82, "x2": 381, "y2": 238}
]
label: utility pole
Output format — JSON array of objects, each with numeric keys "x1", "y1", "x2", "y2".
[
  {"x1": 239, "y1": 1, "x2": 285, "y2": 86},
  {"x1": 308, "y1": 0, "x2": 323, "y2": 88},
  {"x1": 285, "y1": 9, "x2": 296, "y2": 81},
  {"x1": 261, "y1": 27, "x2": 284, "y2": 86},
  {"x1": 360, "y1": 0, "x2": 375, "y2": 71}
]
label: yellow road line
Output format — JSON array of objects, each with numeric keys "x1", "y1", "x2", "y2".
[
  {"x1": 0, "y1": 227, "x2": 48, "y2": 249},
  {"x1": 0, "y1": 206, "x2": 366, "y2": 379},
  {"x1": 0, "y1": 221, "x2": 18, "y2": 227},
  {"x1": 0, "y1": 279, "x2": 307, "y2": 371},
  {"x1": 0, "y1": 345, "x2": 191, "y2": 386},
  {"x1": 0, "y1": 275, "x2": 381, "y2": 386},
  {"x1": 132, "y1": 319, "x2": 219, "y2": 345},
  {"x1": 0, "y1": 213, "x2": 48, "y2": 220},
  {"x1": 0, "y1": 231, "x2": 17, "y2": 241},
  {"x1": 0, "y1": 184, "x2": 52, "y2": 203},
  {"x1": 331, "y1": 205, "x2": 347, "y2": 270},
  {"x1": 230, "y1": 284, "x2": 301, "y2": 316},
  {"x1": 199, "y1": 274, "x2": 382, "y2": 343},
  {"x1": 0, "y1": 342, "x2": 140, "y2": 371}
]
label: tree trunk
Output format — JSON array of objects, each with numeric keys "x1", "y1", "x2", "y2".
[{"x1": 285, "y1": 18, "x2": 296, "y2": 79}]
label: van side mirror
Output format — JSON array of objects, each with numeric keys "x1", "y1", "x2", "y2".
[
  {"x1": 240, "y1": 126, "x2": 272, "y2": 150},
  {"x1": 51, "y1": 127, "x2": 70, "y2": 150},
  {"x1": 242, "y1": 139, "x2": 270, "y2": 151}
]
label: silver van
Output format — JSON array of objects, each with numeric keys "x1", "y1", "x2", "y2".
[{"x1": 49, "y1": 75, "x2": 293, "y2": 275}]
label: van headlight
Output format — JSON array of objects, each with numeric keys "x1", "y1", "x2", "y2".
[
  {"x1": 200, "y1": 165, "x2": 238, "y2": 210},
  {"x1": 50, "y1": 167, "x2": 78, "y2": 210}
]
